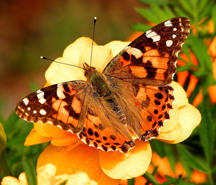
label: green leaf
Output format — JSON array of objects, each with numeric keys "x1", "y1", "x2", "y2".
[
  {"x1": 163, "y1": 6, "x2": 176, "y2": 18},
  {"x1": 177, "y1": 144, "x2": 208, "y2": 173},
  {"x1": 60, "y1": 182, "x2": 67, "y2": 185},
  {"x1": 176, "y1": 0, "x2": 193, "y2": 16},
  {"x1": 23, "y1": 159, "x2": 37, "y2": 185},
  {"x1": 131, "y1": 23, "x2": 150, "y2": 32},
  {"x1": 143, "y1": 172, "x2": 160, "y2": 185},
  {"x1": 135, "y1": 7, "x2": 160, "y2": 23},
  {"x1": 138, "y1": 0, "x2": 169, "y2": 6},
  {"x1": 29, "y1": 80, "x2": 40, "y2": 92},
  {"x1": 197, "y1": 0, "x2": 212, "y2": 17},
  {"x1": 0, "y1": 151, "x2": 11, "y2": 178},
  {"x1": 151, "y1": 140, "x2": 166, "y2": 157},
  {"x1": 150, "y1": 4, "x2": 168, "y2": 21},
  {"x1": 212, "y1": 5, "x2": 216, "y2": 33},
  {"x1": 128, "y1": 178, "x2": 135, "y2": 185},
  {"x1": 199, "y1": 100, "x2": 216, "y2": 165},
  {"x1": 163, "y1": 144, "x2": 176, "y2": 171},
  {"x1": 3, "y1": 113, "x2": 20, "y2": 132},
  {"x1": 173, "y1": 6, "x2": 189, "y2": 18},
  {"x1": 200, "y1": 2, "x2": 214, "y2": 20},
  {"x1": 176, "y1": 63, "x2": 191, "y2": 72},
  {"x1": 188, "y1": 35, "x2": 212, "y2": 74},
  {"x1": 162, "y1": 175, "x2": 196, "y2": 185}
]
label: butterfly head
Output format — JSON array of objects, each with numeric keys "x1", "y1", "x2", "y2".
[{"x1": 83, "y1": 62, "x2": 97, "y2": 79}]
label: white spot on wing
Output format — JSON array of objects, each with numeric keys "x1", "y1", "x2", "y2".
[
  {"x1": 57, "y1": 85, "x2": 66, "y2": 99},
  {"x1": 173, "y1": 27, "x2": 177, "y2": 31},
  {"x1": 46, "y1": 121, "x2": 53, "y2": 124},
  {"x1": 126, "y1": 47, "x2": 143, "y2": 58},
  {"x1": 27, "y1": 107, "x2": 31, "y2": 111},
  {"x1": 172, "y1": 34, "x2": 176, "y2": 38},
  {"x1": 23, "y1": 98, "x2": 29, "y2": 105},
  {"x1": 57, "y1": 125, "x2": 62, "y2": 129},
  {"x1": 33, "y1": 110, "x2": 37, "y2": 114},
  {"x1": 164, "y1": 20, "x2": 173, "y2": 27},
  {"x1": 145, "y1": 30, "x2": 161, "y2": 42},
  {"x1": 37, "y1": 90, "x2": 46, "y2": 104},
  {"x1": 166, "y1": 40, "x2": 173, "y2": 47},
  {"x1": 67, "y1": 129, "x2": 73, "y2": 133},
  {"x1": 39, "y1": 109, "x2": 47, "y2": 115},
  {"x1": 175, "y1": 50, "x2": 180, "y2": 57}
]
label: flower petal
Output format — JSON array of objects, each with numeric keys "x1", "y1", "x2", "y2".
[
  {"x1": 99, "y1": 141, "x2": 151, "y2": 179},
  {"x1": 1, "y1": 173, "x2": 28, "y2": 185},
  {"x1": 96, "y1": 172, "x2": 120, "y2": 185},
  {"x1": 1, "y1": 177, "x2": 21, "y2": 185},
  {"x1": 63, "y1": 37, "x2": 97, "y2": 62},
  {"x1": 79, "y1": 45, "x2": 112, "y2": 72},
  {"x1": 45, "y1": 37, "x2": 96, "y2": 84},
  {"x1": 158, "y1": 104, "x2": 201, "y2": 143},
  {"x1": 24, "y1": 128, "x2": 51, "y2": 146},
  {"x1": 37, "y1": 144, "x2": 118, "y2": 185},
  {"x1": 45, "y1": 57, "x2": 85, "y2": 84},
  {"x1": 171, "y1": 81, "x2": 188, "y2": 108},
  {"x1": 169, "y1": 104, "x2": 201, "y2": 143},
  {"x1": 105, "y1": 41, "x2": 129, "y2": 56},
  {"x1": 37, "y1": 164, "x2": 57, "y2": 185},
  {"x1": 159, "y1": 105, "x2": 180, "y2": 133},
  {"x1": 66, "y1": 172, "x2": 98, "y2": 185}
]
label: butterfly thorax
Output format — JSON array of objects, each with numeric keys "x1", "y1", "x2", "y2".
[{"x1": 83, "y1": 62, "x2": 112, "y2": 97}]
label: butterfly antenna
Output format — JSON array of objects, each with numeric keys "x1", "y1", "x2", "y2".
[
  {"x1": 40, "y1": 56, "x2": 83, "y2": 69},
  {"x1": 90, "y1": 16, "x2": 97, "y2": 67}
]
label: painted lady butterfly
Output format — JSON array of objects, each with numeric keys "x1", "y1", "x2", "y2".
[{"x1": 16, "y1": 17, "x2": 190, "y2": 153}]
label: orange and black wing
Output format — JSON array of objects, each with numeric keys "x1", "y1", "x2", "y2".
[
  {"x1": 16, "y1": 81, "x2": 89, "y2": 133},
  {"x1": 103, "y1": 17, "x2": 190, "y2": 86}
]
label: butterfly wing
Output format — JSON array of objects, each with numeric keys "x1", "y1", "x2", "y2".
[
  {"x1": 101, "y1": 17, "x2": 190, "y2": 142},
  {"x1": 16, "y1": 80, "x2": 135, "y2": 152},
  {"x1": 16, "y1": 81, "x2": 89, "y2": 133},
  {"x1": 78, "y1": 95, "x2": 135, "y2": 153},
  {"x1": 128, "y1": 83, "x2": 174, "y2": 140},
  {"x1": 97, "y1": 77, "x2": 175, "y2": 142},
  {"x1": 103, "y1": 17, "x2": 190, "y2": 86}
]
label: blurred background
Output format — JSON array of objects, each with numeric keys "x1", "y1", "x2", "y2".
[{"x1": 0, "y1": 0, "x2": 145, "y2": 118}]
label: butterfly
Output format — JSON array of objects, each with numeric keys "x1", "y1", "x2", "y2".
[{"x1": 16, "y1": 17, "x2": 190, "y2": 153}]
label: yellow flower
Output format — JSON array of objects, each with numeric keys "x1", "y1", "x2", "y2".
[
  {"x1": 1, "y1": 172, "x2": 27, "y2": 185},
  {"x1": 1, "y1": 164, "x2": 97, "y2": 185},
  {"x1": 24, "y1": 37, "x2": 201, "y2": 184}
]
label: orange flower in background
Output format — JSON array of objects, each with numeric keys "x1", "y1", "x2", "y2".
[
  {"x1": 177, "y1": 52, "x2": 199, "y2": 97},
  {"x1": 21, "y1": 37, "x2": 201, "y2": 184},
  {"x1": 120, "y1": 152, "x2": 207, "y2": 185},
  {"x1": 176, "y1": 33, "x2": 216, "y2": 105},
  {"x1": 150, "y1": 152, "x2": 207, "y2": 184},
  {"x1": 207, "y1": 37, "x2": 216, "y2": 103}
]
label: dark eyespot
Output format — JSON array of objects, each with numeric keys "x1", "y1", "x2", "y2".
[
  {"x1": 110, "y1": 135, "x2": 116, "y2": 140},
  {"x1": 154, "y1": 93, "x2": 163, "y2": 99},
  {"x1": 87, "y1": 128, "x2": 93, "y2": 136},
  {"x1": 146, "y1": 115, "x2": 153, "y2": 122}
]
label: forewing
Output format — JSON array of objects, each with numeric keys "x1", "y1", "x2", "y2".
[
  {"x1": 103, "y1": 17, "x2": 190, "y2": 86},
  {"x1": 16, "y1": 81, "x2": 89, "y2": 133}
]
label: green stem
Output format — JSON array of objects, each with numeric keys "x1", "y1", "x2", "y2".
[
  {"x1": 208, "y1": 168, "x2": 214, "y2": 185},
  {"x1": 143, "y1": 172, "x2": 160, "y2": 185},
  {"x1": 128, "y1": 178, "x2": 135, "y2": 185},
  {"x1": 0, "y1": 150, "x2": 11, "y2": 177}
]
